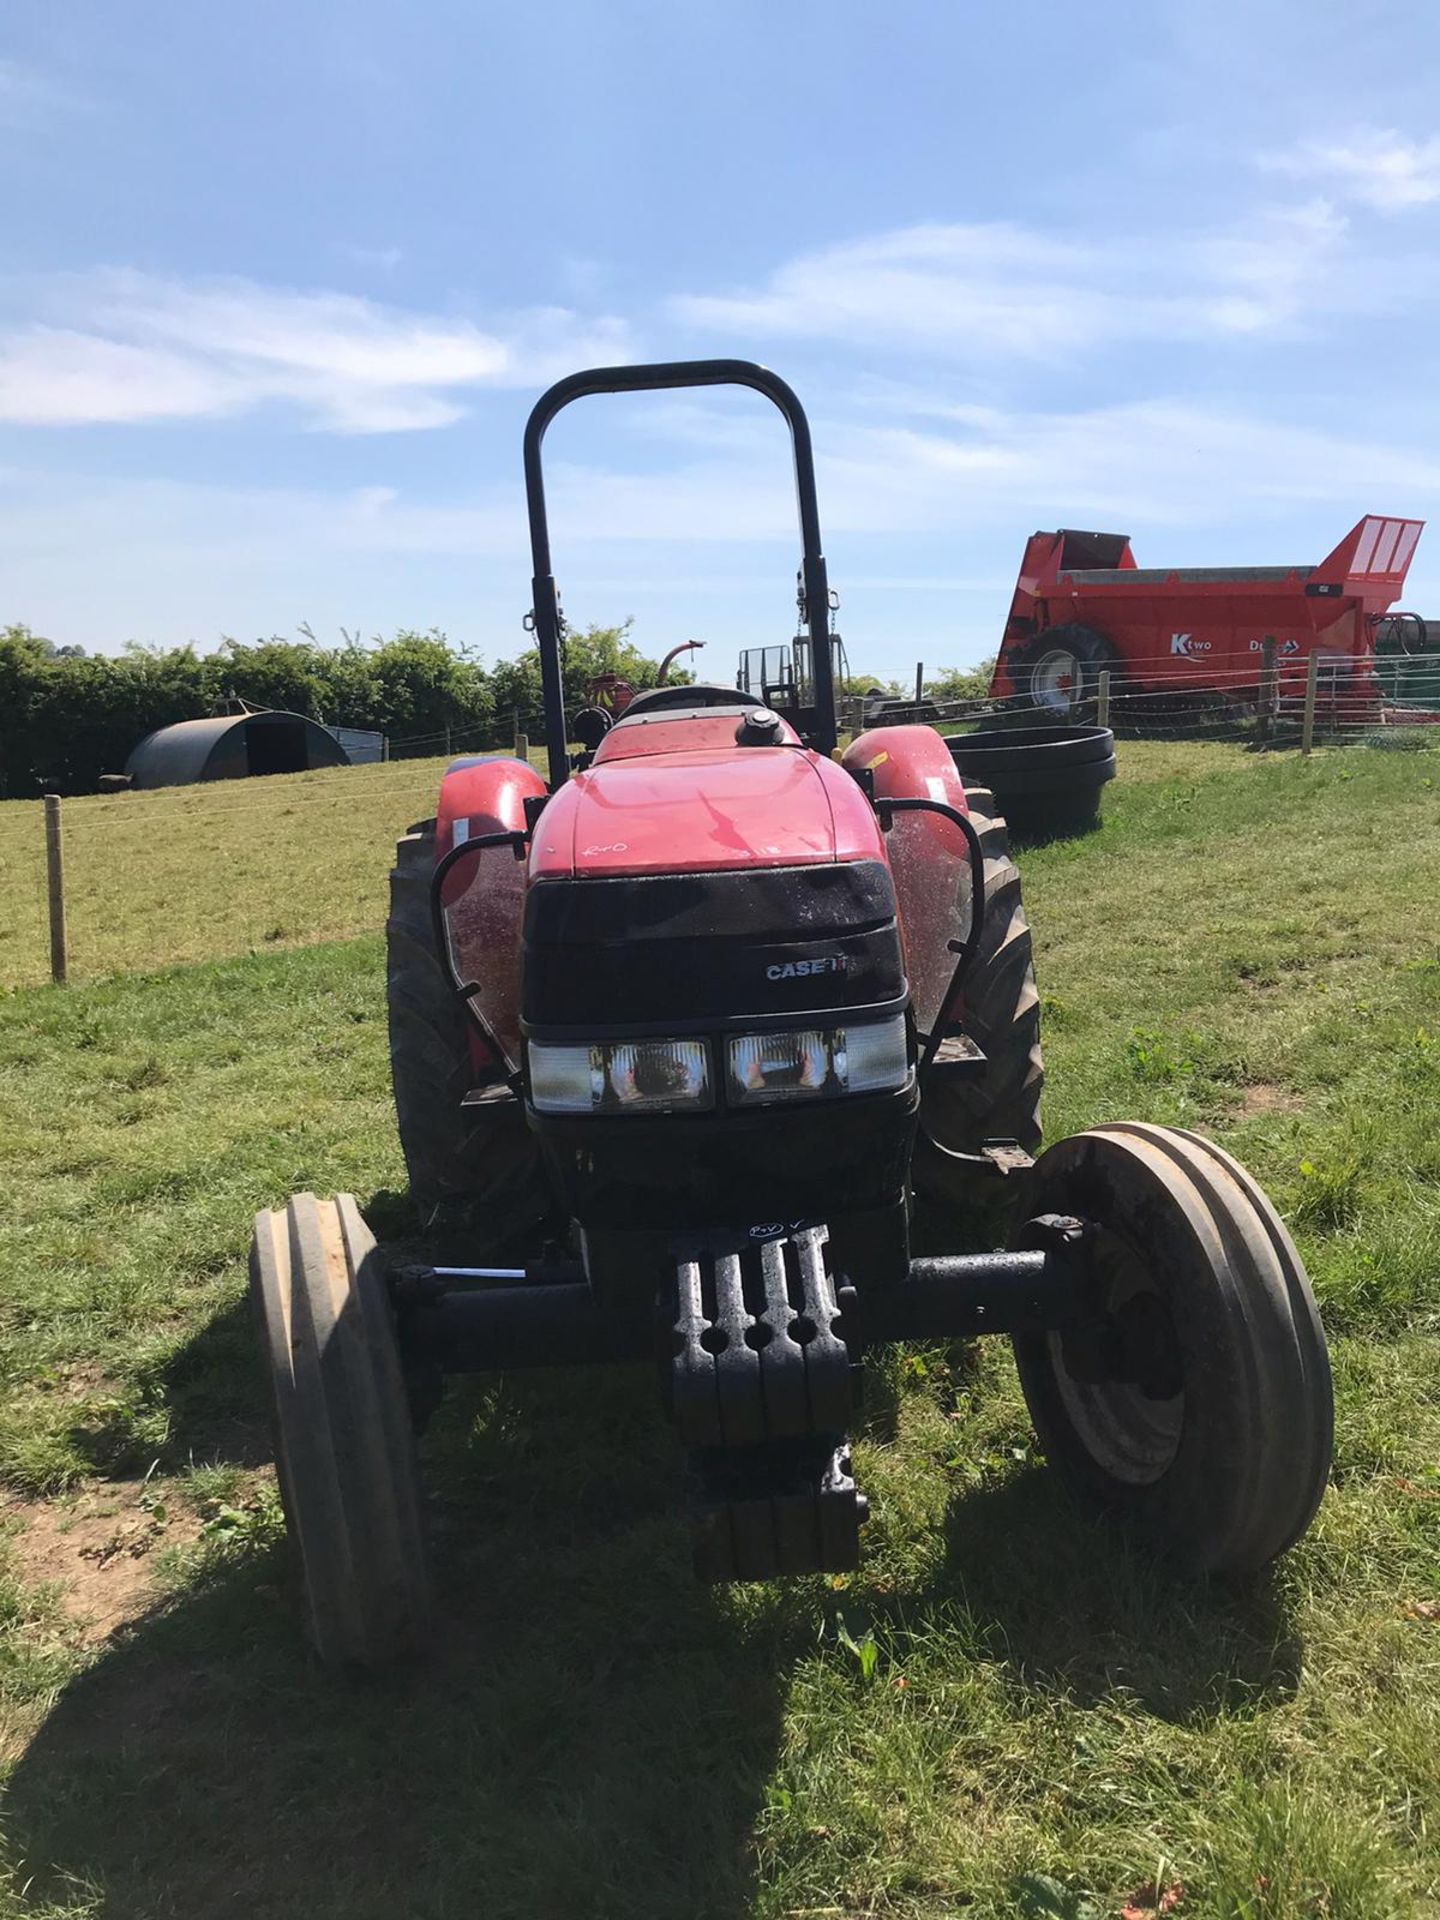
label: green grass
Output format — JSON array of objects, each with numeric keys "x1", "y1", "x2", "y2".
[
  {"x1": 0, "y1": 750, "x2": 507, "y2": 991},
  {"x1": 0, "y1": 741, "x2": 1439, "y2": 1917}
]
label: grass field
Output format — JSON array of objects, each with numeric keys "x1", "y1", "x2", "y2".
[
  {"x1": 0, "y1": 753, "x2": 473, "y2": 991},
  {"x1": 1, "y1": 741, "x2": 1439, "y2": 1918}
]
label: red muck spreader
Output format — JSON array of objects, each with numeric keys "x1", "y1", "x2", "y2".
[{"x1": 991, "y1": 516, "x2": 1425, "y2": 718}]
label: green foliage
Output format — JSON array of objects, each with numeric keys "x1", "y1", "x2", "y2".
[
  {"x1": 925, "y1": 654, "x2": 997, "y2": 702},
  {"x1": 834, "y1": 1611, "x2": 880, "y2": 1682},
  {"x1": 489, "y1": 619, "x2": 687, "y2": 739},
  {"x1": 1295, "y1": 1153, "x2": 1366, "y2": 1232},
  {"x1": 0, "y1": 619, "x2": 677, "y2": 796},
  {"x1": 1125, "y1": 1028, "x2": 1196, "y2": 1084},
  {"x1": 1015, "y1": 1876, "x2": 1099, "y2": 1919}
]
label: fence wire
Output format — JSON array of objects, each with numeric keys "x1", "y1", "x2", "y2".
[{"x1": 5, "y1": 653, "x2": 1439, "y2": 990}]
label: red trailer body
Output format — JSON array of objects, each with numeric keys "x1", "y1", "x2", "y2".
[{"x1": 990, "y1": 515, "x2": 1424, "y2": 713}]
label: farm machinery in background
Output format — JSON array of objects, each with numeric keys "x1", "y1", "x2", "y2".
[
  {"x1": 991, "y1": 515, "x2": 1433, "y2": 727},
  {"x1": 580, "y1": 638, "x2": 707, "y2": 724},
  {"x1": 250, "y1": 360, "x2": 1333, "y2": 1669},
  {"x1": 737, "y1": 639, "x2": 940, "y2": 732}
]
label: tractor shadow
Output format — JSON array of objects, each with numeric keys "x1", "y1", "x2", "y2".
[
  {"x1": 921, "y1": 1467, "x2": 1304, "y2": 1721},
  {"x1": 5, "y1": 1362, "x2": 792, "y2": 1920},
  {"x1": 63, "y1": 1293, "x2": 272, "y2": 1479},
  {"x1": 16, "y1": 1197, "x2": 1304, "y2": 1914}
]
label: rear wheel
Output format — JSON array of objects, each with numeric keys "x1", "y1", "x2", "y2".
[
  {"x1": 914, "y1": 786, "x2": 1043, "y2": 1207},
  {"x1": 250, "y1": 1193, "x2": 431, "y2": 1667},
  {"x1": 1009, "y1": 624, "x2": 1114, "y2": 715},
  {"x1": 1012, "y1": 1123, "x2": 1333, "y2": 1571},
  {"x1": 387, "y1": 821, "x2": 548, "y2": 1240}
]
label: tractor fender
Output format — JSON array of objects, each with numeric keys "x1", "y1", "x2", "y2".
[
  {"x1": 432, "y1": 755, "x2": 548, "y2": 1070},
  {"x1": 435, "y1": 753, "x2": 546, "y2": 865},
  {"x1": 842, "y1": 724, "x2": 969, "y2": 813},
  {"x1": 842, "y1": 727, "x2": 973, "y2": 1036}
]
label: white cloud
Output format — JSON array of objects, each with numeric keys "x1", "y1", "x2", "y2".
[
  {"x1": 480, "y1": 384, "x2": 1440, "y2": 546},
  {"x1": 814, "y1": 401, "x2": 1440, "y2": 536},
  {"x1": 0, "y1": 331, "x2": 239, "y2": 425},
  {"x1": 1261, "y1": 128, "x2": 1440, "y2": 213},
  {"x1": 1191, "y1": 198, "x2": 1350, "y2": 332},
  {"x1": 673, "y1": 222, "x2": 1124, "y2": 359},
  {"x1": 0, "y1": 271, "x2": 632, "y2": 433},
  {"x1": 7, "y1": 394, "x2": 1440, "y2": 656},
  {"x1": 10, "y1": 393, "x2": 1427, "y2": 565},
  {"x1": 669, "y1": 207, "x2": 1352, "y2": 360}
]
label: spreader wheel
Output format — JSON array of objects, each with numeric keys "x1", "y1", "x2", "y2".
[
  {"x1": 249, "y1": 1193, "x2": 432, "y2": 1667},
  {"x1": 1009, "y1": 622, "x2": 1114, "y2": 715},
  {"x1": 1012, "y1": 1123, "x2": 1333, "y2": 1572}
]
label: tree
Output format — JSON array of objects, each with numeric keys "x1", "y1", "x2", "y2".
[
  {"x1": 925, "y1": 657, "x2": 997, "y2": 704},
  {"x1": 488, "y1": 619, "x2": 690, "y2": 741}
]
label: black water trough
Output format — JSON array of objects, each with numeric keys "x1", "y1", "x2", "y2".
[{"x1": 948, "y1": 723, "x2": 1116, "y2": 841}]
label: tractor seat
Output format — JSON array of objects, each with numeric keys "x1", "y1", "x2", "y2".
[{"x1": 617, "y1": 683, "x2": 766, "y2": 721}]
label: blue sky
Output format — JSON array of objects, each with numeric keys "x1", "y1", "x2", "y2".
[{"x1": 4, "y1": 0, "x2": 1440, "y2": 680}]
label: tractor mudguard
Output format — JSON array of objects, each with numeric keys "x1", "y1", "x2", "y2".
[
  {"x1": 843, "y1": 722, "x2": 968, "y2": 809},
  {"x1": 435, "y1": 753, "x2": 546, "y2": 861},
  {"x1": 434, "y1": 755, "x2": 547, "y2": 1071},
  {"x1": 842, "y1": 726, "x2": 974, "y2": 1039}
]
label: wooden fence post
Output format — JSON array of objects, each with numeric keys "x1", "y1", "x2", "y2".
[
  {"x1": 1097, "y1": 670, "x2": 1111, "y2": 730},
  {"x1": 1301, "y1": 649, "x2": 1321, "y2": 757},
  {"x1": 1259, "y1": 637, "x2": 1278, "y2": 742},
  {"x1": 914, "y1": 662, "x2": 924, "y2": 708},
  {"x1": 43, "y1": 794, "x2": 68, "y2": 986},
  {"x1": 514, "y1": 733, "x2": 530, "y2": 764}
]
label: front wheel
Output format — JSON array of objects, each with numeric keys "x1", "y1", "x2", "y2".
[
  {"x1": 1012, "y1": 1123, "x2": 1332, "y2": 1572},
  {"x1": 250, "y1": 1193, "x2": 432, "y2": 1667}
]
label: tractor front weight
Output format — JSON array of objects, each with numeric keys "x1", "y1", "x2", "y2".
[{"x1": 390, "y1": 1217, "x2": 1093, "y2": 1580}]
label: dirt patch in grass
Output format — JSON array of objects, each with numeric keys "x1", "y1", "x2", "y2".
[
  {"x1": 1238, "y1": 1081, "x2": 1305, "y2": 1115},
  {"x1": 4, "y1": 1486, "x2": 199, "y2": 1644}
]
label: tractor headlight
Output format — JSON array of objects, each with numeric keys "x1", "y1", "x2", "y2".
[
  {"x1": 528, "y1": 1037, "x2": 714, "y2": 1114},
  {"x1": 528, "y1": 1015, "x2": 910, "y2": 1115},
  {"x1": 726, "y1": 1014, "x2": 911, "y2": 1106}
]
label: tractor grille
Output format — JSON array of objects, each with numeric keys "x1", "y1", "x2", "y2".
[{"x1": 521, "y1": 861, "x2": 905, "y2": 1032}]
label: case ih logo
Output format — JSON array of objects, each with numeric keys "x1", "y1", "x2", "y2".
[
  {"x1": 767, "y1": 955, "x2": 847, "y2": 981},
  {"x1": 1170, "y1": 632, "x2": 1213, "y2": 657}
]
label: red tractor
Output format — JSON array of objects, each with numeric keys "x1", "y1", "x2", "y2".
[
  {"x1": 991, "y1": 517, "x2": 1425, "y2": 719},
  {"x1": 251, "y1": 362, "x2": 1333, "y2": 1668}
]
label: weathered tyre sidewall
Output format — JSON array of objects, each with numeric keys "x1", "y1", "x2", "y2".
[
  {"x1": 1011, "y1": 1123, "x2": 1333, "y2": 1573},
  {"x1": 249, "y1": 1192, "x2": 432, "y2": 1669}
]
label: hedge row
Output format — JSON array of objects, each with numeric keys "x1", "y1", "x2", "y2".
[{"x1": 0, "y1": 623, "x2": 670, "y2": 796}]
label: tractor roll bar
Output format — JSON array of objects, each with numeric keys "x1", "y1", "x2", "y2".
[{"x1": 523, "y1": 359, "x2": 838, "y2": 787}]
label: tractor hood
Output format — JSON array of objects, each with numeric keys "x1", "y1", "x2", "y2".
[{"x1": 528, "y1": 748, "x2": 883, "y2": 880}]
